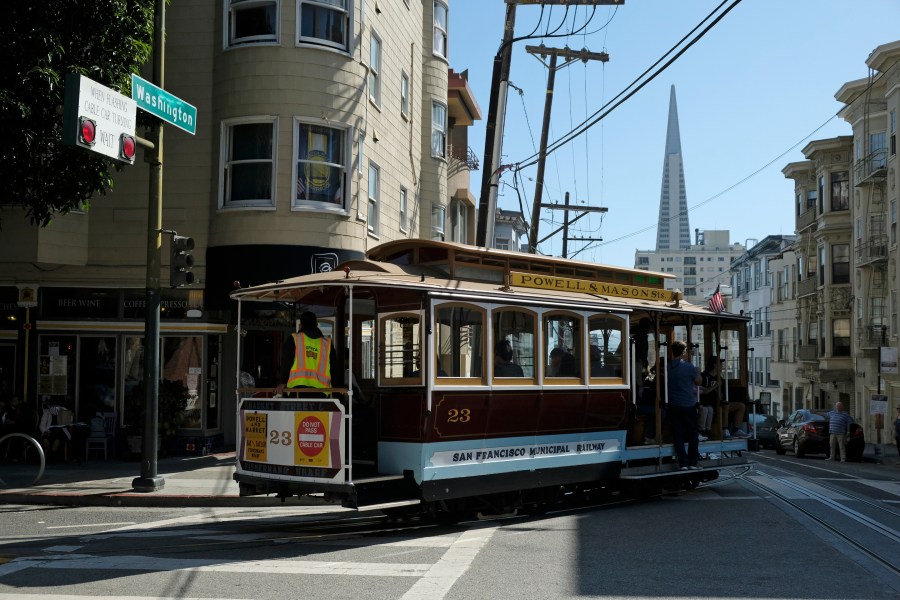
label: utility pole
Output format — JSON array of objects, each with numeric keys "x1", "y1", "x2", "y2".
[
  {"x1": 539, "y1": 194, "x2": 607, "y2": 258},
  {"x1": 133, "y1": 0, "x2": 166, "y2": 493},
  {"x1": 476, "y1": 0, "x2": 623, "y2": 249},
  {"x1": 476, "y1": 2, "x2": 517, "y2": 248},
  {"x1": 526, "y1": 44, "x2": 608, "y2": 254}
]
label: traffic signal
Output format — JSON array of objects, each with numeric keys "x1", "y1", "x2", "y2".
[
  {"x1": 170, "y1": 235, "x2": 195, "y2": 288},
  {"x1": 119, "y1": 134, "x2": 136, "y2": 163},
  {"x1": 78, "y1": 117, "x2": 97, "y2": 146}
]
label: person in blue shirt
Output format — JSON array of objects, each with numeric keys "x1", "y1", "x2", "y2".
[
  {"x1": 827, "y1": 401, "x2": 852, "y2": 462},
  {"x1": 666, "y1": 340, "x2": 702, "y2": 470}
]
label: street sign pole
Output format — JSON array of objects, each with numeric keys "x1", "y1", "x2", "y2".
[{"x1": 133, "y1": 0, "x2": 166, "y2": 493}]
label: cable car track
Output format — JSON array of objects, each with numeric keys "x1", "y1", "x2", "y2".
[
  {"x1": 740, "y1": 470, "x2": 900, "y2": 580},
  {"x1": 748, "y1": 459, "x2": 900, "y2": 521}
]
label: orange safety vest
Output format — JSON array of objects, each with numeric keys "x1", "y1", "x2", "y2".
[{"x1": 287, "y1": 332, "x2": 331, "y2": 389}]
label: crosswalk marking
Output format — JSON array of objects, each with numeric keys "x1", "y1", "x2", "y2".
[
  {"x1": 854, "y1": 478, "x2": 900, "y2": 496},
  {"x1": 0, "y1": 554, "x2": 430, "y2": 577},
  {"x1": 400, "y1": 526, "x2": 497, "y2": 600}
]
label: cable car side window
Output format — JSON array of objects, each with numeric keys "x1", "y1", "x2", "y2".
[
  {"x1": 492, "y1": 307, "x2": 536, "y2": 383},
  {"x1": 380, "y1": 312, "x2": 422, "y2": 385},
  {"x1": 588, "y1": 314, "x2": 625, "y2": 381},
  {"x1": 544, "y1": 311, "x2": 582, "y2": 382},
  {"x1": 434, "y1": 302, "x2": 485, "y2": 383}
]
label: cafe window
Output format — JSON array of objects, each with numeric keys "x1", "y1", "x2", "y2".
[{"x1": 123, "y1": 335, "x2": 204, "y2": 432}]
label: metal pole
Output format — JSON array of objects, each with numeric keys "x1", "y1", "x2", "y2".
[
  {"x1": 347, "y1": 285, "x2": 354, "y2": 483},
  {"x1": 133, "y1": 0, "x2": 166, "y2": 492},
  {"x1": 561, "y1": 191, "x2": 570, "y2": 258},
  {"x1": 476, "y1": 3, "x2": 516, "y2": 248},
  {"x1": 527, "y1": 53, "x2": 558, "y2": 253}
]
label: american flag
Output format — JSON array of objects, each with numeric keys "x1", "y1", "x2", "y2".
[{"x1": 708, "y1": 285, "x2": 725, "y2": 314}]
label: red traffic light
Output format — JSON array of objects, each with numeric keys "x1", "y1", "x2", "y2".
[
  {"x1": 120, "y1": 134, "x2": 136, "y2": 162},
  {"x1": 79, "y1": 117, "x2": 96, "y2": 146}
]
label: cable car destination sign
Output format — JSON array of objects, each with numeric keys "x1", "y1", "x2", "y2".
[
  {"x1": 131, "y1": 74, "x2": 197, "y2": 135},
  {"x1": 510, "y1": 272, "x2": 677, "y2": 302}
]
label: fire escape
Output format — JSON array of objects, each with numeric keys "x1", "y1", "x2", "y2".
[{"x1": 854, "y1": 67, "x2": 889, "y2": 352}]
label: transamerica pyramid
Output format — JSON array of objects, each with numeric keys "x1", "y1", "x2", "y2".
[{"x1": 655, "y1": 85, "x2": 691, "y2": 250}]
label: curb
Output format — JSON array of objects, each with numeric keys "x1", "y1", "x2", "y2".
[
  {"x1": 0, "y1": 492, "x2": 281, "y2": 508},
  {"x1": 0, "y1": 491, "x2": 331, "y2": 508}
]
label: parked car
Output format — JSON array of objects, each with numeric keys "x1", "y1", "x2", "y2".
[
  {"x1": 747, "y1": 414, "x2": 780, "y2": 449},
  {"x1": 774, "y1": 409, "x2": 865, "y2": 461}
]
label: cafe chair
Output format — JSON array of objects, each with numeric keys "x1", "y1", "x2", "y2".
[{"x1": 85, "y1": 412, "x2": 117, "y2": 460}]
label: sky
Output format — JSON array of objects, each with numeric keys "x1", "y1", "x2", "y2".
[{"x1": 448, "y1": 0, "x2": 900, "y2": 268}]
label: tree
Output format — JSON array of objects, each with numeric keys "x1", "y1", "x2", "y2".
[{"x1": 0, "y1": 1, "x2": 154, "y2": 228}]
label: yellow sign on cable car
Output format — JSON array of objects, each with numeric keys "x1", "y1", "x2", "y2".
[{"x1": 510, "y1": 272, "x2": 677, "y2": 302}]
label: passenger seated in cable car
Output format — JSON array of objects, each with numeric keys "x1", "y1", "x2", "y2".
[
  {"x1": 548, "y1": 347, "x2": 579, "y2": 377},
  {"x1": 494, "y1": 340, "x2": 525, "y2": 377}
]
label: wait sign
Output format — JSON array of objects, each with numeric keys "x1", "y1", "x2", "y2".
[{"x1": 131, "y1": 74, "x2": 197, "y2": 135}]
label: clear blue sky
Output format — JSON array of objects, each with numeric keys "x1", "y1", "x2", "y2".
[{"x1": 449, "y1": 0, "x2": 900, "y2": 267}]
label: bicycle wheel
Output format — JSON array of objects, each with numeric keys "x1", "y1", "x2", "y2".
[{"x1": 0, "y1": 433, "x2": 46, "y2": 488}]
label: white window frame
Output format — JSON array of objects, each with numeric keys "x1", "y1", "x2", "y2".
[
  {"x1": 297, "y1": 0, "x2": 351, "y2": 52},
  {"x1": 399, "y1": 186, "x2": 408, "y2": 233},
  {"x1": 368, "y1": 161, "x2": 380, "y2": 236},
  {"x1": 219, "y1": 116, "x2": 277, "y2": 209},
  {"x1": 449, "y1": 198, "x2": 467, "y2": 244},
  {"x1": 433, "y1": 0, "x2": 448, "y2": 60},
  {"x1": 400, "y1": 70, "x2": 410, "y2": 119},
  {"x1": 369, "y1": 32, "x2": 382, "y2": 107},
  {"x1": 431, "y1": 204, "x2": 446, "y2": 241},
  {"x1": 431, "y1": 101, "x2": 447, "y2": 159},
  {"x1": 225, "y1": 0, "x2": 280, "y2": 48},
  {"x1": 292, "y1": 117, "x2": 350, "y2": 213}
]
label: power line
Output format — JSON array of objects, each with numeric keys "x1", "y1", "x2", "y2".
[{"x1": 513, "y1": 0, "x2": 741, "y2": 169}]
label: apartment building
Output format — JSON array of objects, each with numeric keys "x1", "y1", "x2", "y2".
[
  {"x1": 767, "y1": 241, "x2": 798, "y2": 419},
  {"x1": 0, "y1": 0, "x2": 481, "y2": 450},
  {"x1": 729, "y1": 235, "x2": 796, "y2": 420},
  {"x1": 836, "y1": 40, "x2": 900, "y2": 442},
  {"x1": 783, "y1": 136, "x2": 855, "y2": 417}
]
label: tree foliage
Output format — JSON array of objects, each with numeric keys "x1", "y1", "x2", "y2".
[{"x1": 0, "y1": 1, "x2": 154, "y2": 228}]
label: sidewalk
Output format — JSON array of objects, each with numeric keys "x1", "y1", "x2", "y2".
[
  {"x1": 0, "y1": 451, "x2": 332, "y2": 508},
  {"x1": 2, "y1": 444, "x2": 898, "y2": 509}
]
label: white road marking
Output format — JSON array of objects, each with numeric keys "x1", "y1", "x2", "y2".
[
  {"x1": 399, "y1": 525, "x2": 498, "y2": 600},
  {"x1": 0, "y1": 595, "x2": 248, "y2": 600},
  {"x1": 43, "y1": 546, "x2": 82, "y2": 553},
  {"x1": 46, "y1": 523, "x2": 136, "y2": 530},
  {"x1": 855, "y1": 478, "x2": 900, "y2": 497},
  {"x1": 0, "y1": 553, "x2": 429, "y2": 577}
]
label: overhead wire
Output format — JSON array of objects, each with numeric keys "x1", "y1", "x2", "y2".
[
  {"x1": 591, "y1": 52, "x2": 900, "y2": 255},
  {"x1": 513, "y1": 0, "x2": 740, "y2": 170}
]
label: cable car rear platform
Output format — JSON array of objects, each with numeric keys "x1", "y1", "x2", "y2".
[{"x1": 619, "y1": 439, "x2": 748, "y2": 480}]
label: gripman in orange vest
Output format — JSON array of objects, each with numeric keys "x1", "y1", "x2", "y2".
[{"x1": 276, "y1": 311, "x2": 332, "y2": 396}]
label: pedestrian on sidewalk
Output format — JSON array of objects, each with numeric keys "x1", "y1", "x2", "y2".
[
  {"x1": 827, "y1": 401, "x2": 852, "y2": 463},
  {"x1": 893, "y1": 406, "x2": 900, "y2": 461}
]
